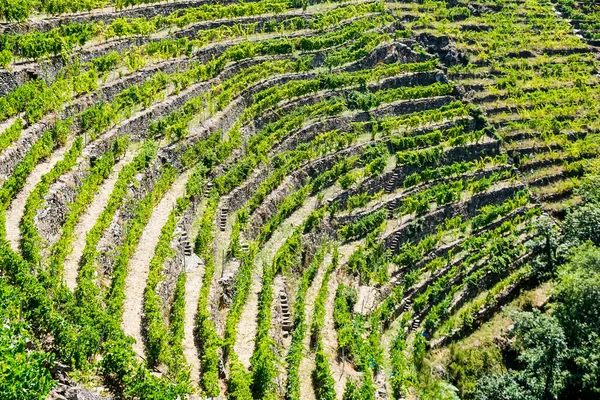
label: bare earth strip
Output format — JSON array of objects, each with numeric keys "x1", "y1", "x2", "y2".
[
  {"x1": 63, "y1": 149, "x2": 138, "y2": 291},
  {"x1": 5, "y1": 137, "x2": 75, "y2": 254},
  {"x1": 122, "y1": 169, "x2": 192, "y2": 358},
  {"x1": 182, "y1": 199, "x2": 208, "y2": 383},
  {"x1": 182, "y1": 266, "x2": 205, "y2": 383}
]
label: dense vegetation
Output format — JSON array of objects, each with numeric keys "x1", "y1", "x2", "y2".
[{"x1": 0, "y1": 0, "x2": 599, "y2": 399}]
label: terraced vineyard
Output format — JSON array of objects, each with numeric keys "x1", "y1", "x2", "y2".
[{"x1": 1, "y1": 0, "x2": 600, "y2": 399}]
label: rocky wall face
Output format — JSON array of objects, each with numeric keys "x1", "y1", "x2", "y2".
[
  {"x1": 383, "y1": 182, "x2": 525, "y2": 252},
  {"x1": 358, "y1": 41, "x2": 429, "y2": 71},
  {"x1": 156, "y1": 197, "x2": 201, "y2": 316},
  {"x1": 0, "y1": 120, "x2": 53, "y2": 180},
  {"x1": 330, "y1": 125, "x2": 487, "y2": 213},
  {"x1": 36, "y1": 162, "x2": 89, "y2": 250},
  {"x1": 252, "y1": 71, "x2": 443, "y2": 132},
  {"x1": 446, "y1": 250, "x2": 531, "y2": 322},
  {"x1": 209, "y1": 85, "x2": 462, "y2": 233},
  {"x1": 0, "y1": 0, "x2": 262, "y2": 34},
  {"x1": 0, "y1": 11, "x2": 337, "y2": 96},
  {"x1": 430, "y1": 273, "x2": 536, "y2": 349},
  {"x1": 0, "y1": 56, "x2": 201, "y2": 178},
  {"x1": 225, "y1": 165, "x2": 271, "y2": 212},
  {"x1": 366, "y1": 70, "x2": 440, "y2": 92},
  {"x1": 244, "y1": 143, "x2": 367, "y2": 240},
  {"x1": 96, "y1": 162, "x2": 163, "y2": 277},
  {"x1": 162, "y1": 41, "x2": 424, "y2": 170},
  {"x1": 0, "y1": 70, "x2": 30, "y2": 97},
  {"x1": 415, "y1": 32, "x2": 467, "y2": 67}
]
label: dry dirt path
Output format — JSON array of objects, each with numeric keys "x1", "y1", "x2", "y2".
[
  {"x1": 63, "y1": 149, "x2": 138, "y2": 291},
  {"x1": 122, "y1": 169, "x2": 192, "y2": 358},
  {"x1": 298, "y1": 252, "x2": 332, "y2": 400},
  {"x1": 182, "y1": 265, "x2": 205, "y2": 383},
  {"x1": 182, "y1": 199, "x2": 208, "y2": 383},
  {"x1": 4, "y1": 137, "x2": 75, "y2": 254}
]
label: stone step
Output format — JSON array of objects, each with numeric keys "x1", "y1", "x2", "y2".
[
  {"x1": 385, "y1": 171, "x2": 400, "y2": 193},
  {"x1": 179, "y1": 231, "x2": 194, "y2": 256},
  {"x1": 390, "y1": 236, "x2": 399, "y2": 251},
  {"x1": 219, "y1": 208, "x2": 229, "y2": 229}
]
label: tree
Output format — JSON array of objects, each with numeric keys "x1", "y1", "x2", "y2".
[
  {"x1": 419, "y1": 381, "x2": 460, "y2": 400},
  {"x1": 474, "y1": 374, "x2": 526, "y2": 400},
  {"x1": 526, "y1": 216, "x2": 561, "y2": 277},
  {"x1": 446, "y1": 342, "x2": 503, "y2": 396},
  {"x1": 511, "y1": 311, "x2": 568, "y2": 400},
  {"x1": 563, "y1": 174, "x2": 600, "y2": 247},
  {"x1": 563, "y1": 204, "x2": 600, "y2": 247},
  {"x1": 576, "y1": 174, "x2": 600, "y2": 204},
  {"x1": 474, "y1": 311, "x2": 567, "y2": 400},
  {"x1": 553, "y1": 244, "x2": 600, "y2": 395}
]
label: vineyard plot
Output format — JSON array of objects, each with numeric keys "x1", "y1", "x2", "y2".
[{"x1": 1, "y1": 1, "x2": 600, "y2": 400}]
